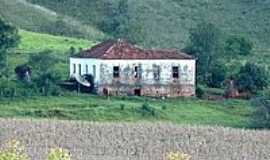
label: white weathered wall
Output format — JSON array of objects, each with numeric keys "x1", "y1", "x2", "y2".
[
  {"x1": 99, "y1": 59, "x2": 195, "y2": 85},
  {"x1": 70, "y1": 58, "x2": 196, "y2": 86},
  {"x1": 70, "y1": 58, "x2": 101, "y2": 83}
]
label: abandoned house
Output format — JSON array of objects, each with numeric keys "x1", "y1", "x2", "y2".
[{"x1": 70, "y1": 39, "x2": 196, "y2": 97}]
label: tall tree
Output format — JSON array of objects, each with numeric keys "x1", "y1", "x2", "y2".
[
  {"x1": 99, "y1": 1, "x2": 117, "y2": 34},
  {"x1": 28, "y1": 50, "x2": 60, "y2": 96},
  {"x1": 114, "y1": 0, "x2": 130, "y2": 38},
  {"x1": 185, "y1": 22, "x2": 223, "y2": 82},
  {"x1": 99, "y1": 0, "x2": 145, "y2": 44},
  {"x1": 0, "y1": 17, "x2": 20, "y2": 77}
]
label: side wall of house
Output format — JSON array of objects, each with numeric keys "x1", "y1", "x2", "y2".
[{"x1": 70, "y1": 58, "x2": 101, "y2": 83}]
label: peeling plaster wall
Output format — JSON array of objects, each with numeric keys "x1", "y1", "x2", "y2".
[
  {"x1": 99, "y1": 59, "x2": 196, "y2": 85},
  {"x1": 70, "y1": 58, "x2": 196, "y2": 97}
]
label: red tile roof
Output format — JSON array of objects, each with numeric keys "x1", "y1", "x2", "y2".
[{"x1": 74, "y1": 39, "x2": 194, "y2": 60}]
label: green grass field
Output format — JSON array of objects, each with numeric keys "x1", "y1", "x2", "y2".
[
  {"x1": 0, "y1": 94, "x2": 253, "y2": 128},
  {"x1": 18, "y1": 30, "x2": 94, "y2": 53}
]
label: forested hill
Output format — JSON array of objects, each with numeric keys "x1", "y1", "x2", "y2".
[
  {"x1": 1, "y1": 0, "x2": 270, "y2": 50},
  {"x1": 26, "y1": 0, "x2": 270, "y2": 50}
]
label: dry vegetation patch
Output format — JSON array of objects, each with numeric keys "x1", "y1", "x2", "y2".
[{"x1": 0, "y1": 119, "x2": 269, "y2": 160}]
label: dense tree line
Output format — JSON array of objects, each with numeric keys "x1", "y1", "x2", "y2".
[
  {"x1": 185, "y1": 22, "x2": 269, "y2": 129},
  {"x1": 185, "y1": 21, "x2": 268, "y2": 95}
]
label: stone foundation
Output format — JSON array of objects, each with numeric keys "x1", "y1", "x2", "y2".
[{"x1": 97, "y1": 84, "x2": 195, "y2": 97}]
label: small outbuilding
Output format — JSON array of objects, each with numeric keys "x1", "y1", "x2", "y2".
[{"x1": 70, "y1": 39, "x2": 196, "y2": 97}]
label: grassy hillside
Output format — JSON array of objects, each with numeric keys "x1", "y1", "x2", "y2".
[
  {"x1": 9, "y1": 30, "x2": 96, "y2": 78},
  {"x1": 0, "y1": 94, "x2": 253, "y2": 128},
  {"x1": 27, "y1": 0, "x2": 270, "y2": 50},
  {"x1": 0, "y1": 0, "x2": 107, "y2": 40},
  {"x1": 17, "y1": 30, "x2": 94, "y2": 53}
]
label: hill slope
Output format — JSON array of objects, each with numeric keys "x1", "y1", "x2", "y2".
[
  {"x1": 0, "y1": 0, "x2": 107, "y2": 40},
  {"x1": 27, "y1": 0, "x2": 270, "y2": 50},
  {"x1": 9, "y1": 30, "x2": 96, "y2": 78}
]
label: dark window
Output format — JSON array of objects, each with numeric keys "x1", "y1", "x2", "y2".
[
  {"x1": 172, "y1": 66, "x2": 179, "y2": 78},
  {"x1": 103, "y1": 88, "x2": 109, "y2": 96},
  {"x1": 93, "y1": 65, "x2": 96, "y2": 78},
  {"x1": 85, "y1": 65, "x2": 88, "y2": 74},
  {"x1": 153, "y1": 65, "x2": 161, "y2": 80},
  {"x1": 134, "y1": 66, "x2": 138, "y2": 78},
  {"x1": 113, "y1": 66, "x2": 120, "y2": 78},
  {"x1": 78, "y1": 64, "x2": 82, "y2": 75},
  {"x1": 134, "y1": 65, "x2": 142, "y2": 79},
  {"x1": 73, "y1": 64, "x2": 76, "y2": 74},
  {"x1": 134, "y1": 89, "x2": 141, "y2": 96}
]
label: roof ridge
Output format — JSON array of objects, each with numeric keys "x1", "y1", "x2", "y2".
[{"x1": 73, "y1": 39, "x2": 194, "y2": 60}]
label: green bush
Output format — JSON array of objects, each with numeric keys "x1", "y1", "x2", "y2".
[
  {"x1": 0, "y1": 79, "x2": 33, "y2": 98},
  {"x1": 166, "y1": 151, "x2": 191, "y2": 160},
  {"x1": 250, "y1": 97, "x2": 270, "y2": 129},
  {"x1": 235, "y1": 63, "x2": 269, "y2": 94},
  {"x1": 206, "y1": 64, "x2": 227, "y2": 88},
  {"x1": 162, "y1": 105, "x2": 167, "y2": 110},
  {"x1": 28, "y1": 50, "x2": 62, "y2": 96},
  {"x1": 120, "y1": 104, "x2": 125, "y2": 110},
  {"x1": 0, "y1": 140, "x2": 72, "y2": 160},
  {"x1": 0, "y1": 140, "x2": 30, "y2": 160},
  {"x1": 47, "y1": 148, "x2": 71, "y2": 160},
  {"x1": 138, "y1": 102, "x2": 155, "y2": 116},
  {"x1": 196, "y1": 86, "x2": 204, "y2": 99}
]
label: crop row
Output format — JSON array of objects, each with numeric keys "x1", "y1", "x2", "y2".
[{"x1": 0, "y1": 119, "x2": 269, "y2": 160}]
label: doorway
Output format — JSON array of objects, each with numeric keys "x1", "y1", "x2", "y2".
[{"x1": 134, "y1": 89, "x2": 141, "y2": 96}]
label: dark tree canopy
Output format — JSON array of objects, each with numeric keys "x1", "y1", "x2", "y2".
[
  {"x1": 225, "y1": 35, "x2": 253, "y2": 56},
  {"x1": 28, "y1": 50, "x2": 61, "y2": 96},
  {"x1": 0, "y1": 18, "x2": 20, "y2": 51},
  {"x1": 28, "y1": 50, "x2": 58, "y2": 73},
  {"x1": 185, "y1": 22, "x2": 224, "y2": 83},
  {"x1": 236, "y1": 63, "x2": 269, "y2": 93},
  {"x1": 0, "y1": 17, "x2": 20, "y2": 76},
  {"x1": 99, "y1": 0, "x2": 145, "y2": 44},
  {"x1": 206, "y1": 63, "x2": 227, "y2": 88}
]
